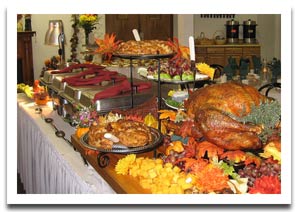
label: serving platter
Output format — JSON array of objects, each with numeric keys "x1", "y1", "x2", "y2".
[
  {"x1": 146, "y1": 73, "x2": 210, "y2": 84},
  {"x1": 113, "y1": 53, "x2": 174, "y2": 60},
  {"x1": 80, "y1": 127, "x2": 163, "y2": 154},
  {"x1": 163, "y1": 98, "x2": 186, "y2": 111}
]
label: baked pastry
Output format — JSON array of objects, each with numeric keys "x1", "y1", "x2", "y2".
[
  {"x1": 88, "y1": 119, "x2": 153, "y2": 149},
  {"x1": 110, "y1": 120, "x2": 152, "y2": 147},
  {"x1": 88, "y1": 124, "x2": 113, "y2": 149},
  {"x1": 116, "y1": 40, "x2": 173, "y2": 55}
]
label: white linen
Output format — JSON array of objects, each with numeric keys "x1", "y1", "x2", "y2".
[{"x1": 17, "y1": 93, "x2": 116, "y2": 194}]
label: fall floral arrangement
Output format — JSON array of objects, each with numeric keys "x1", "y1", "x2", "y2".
[
  {"x1": 71, "y1": 105, "x2": 98, "y2": 128},
  {"x1": 40, "y1": 55, "x2": 60, "y2": 77},
  {"x1": 78, "y1": 14, "x2": 99, "y2": 45},
  {"x1": 70, "y1": 105, "x2": 98, "y2": 138}
]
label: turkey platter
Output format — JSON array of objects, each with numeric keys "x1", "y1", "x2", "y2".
[{"x1": 185, "y1": 82, "x2": 277, "y2": 150}]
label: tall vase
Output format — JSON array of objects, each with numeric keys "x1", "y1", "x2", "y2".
[{"x1": 84, "y1": 30, "x2": 90, "y2": 47}]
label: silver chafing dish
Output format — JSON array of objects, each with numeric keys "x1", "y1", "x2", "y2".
[
  {"x1": 40, "y1": 64, "x2": 154, "y2": 118},
  {"x1": 40, "y1": 71, "x2": 83, "y2": 116},
  {"x1": 60, "y1": 78, "x2": 153, "y2": 118},
  {"x1": 79, "y1": 80, "x2": 153, "y2": 112},
  {"x1": 40, "y1": 64, "x2": 106, "y2": 116}
]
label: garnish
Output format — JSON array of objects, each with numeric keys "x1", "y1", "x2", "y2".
[
  {"x1": 165, "y1": 98, "x2": 184, "y2": 109},
  {"x1": 216, "y1": 160, "x2": 240, "y2": 180},
  {"x1": 235, "y1": 100, "x2": 281, "y2": 143},
  {"x1": 195, "y1": 163, "x2": 230, "y2": 193},
  {"x1": 248, "y1": 175, "x2": 281, "y2": 194}
]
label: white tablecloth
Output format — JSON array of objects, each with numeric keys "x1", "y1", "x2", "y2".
[{"x1": 17, "y1": 93, "x2": 116, "y2": 194}]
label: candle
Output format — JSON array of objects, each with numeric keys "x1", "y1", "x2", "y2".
[
  {"x1": 189, "y1": 36, "x2": 195, "y2": 61},
  {"x1": 132, "y1": 29, "x2": 141, "y2": 41},
  {"x1": 95, "y1": 100, "x2": 101, "y2": 111},
  {"x1": 104, "y1": 133, "x2": 120, "y2": 143}
]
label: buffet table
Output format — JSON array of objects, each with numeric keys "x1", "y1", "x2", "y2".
[
  {"x1": 17, "y1": 93, "x2": 116, "y2": 194},
  {"x1": 16, "y1": 80, "x2": 281, "y2": 195}
]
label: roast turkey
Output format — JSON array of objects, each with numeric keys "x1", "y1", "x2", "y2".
[{"x1": 185, "y1": 82, "x2": 268, "y2": 150}]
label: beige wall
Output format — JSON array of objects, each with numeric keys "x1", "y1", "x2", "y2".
[
  {"x1": 30, "y1": 14, "x2": 105, "y2": 80},
  {"x1": 29, "y1": 14, "x2": 280, "y2": 81}
]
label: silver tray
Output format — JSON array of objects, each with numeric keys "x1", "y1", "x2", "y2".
[{"x1": 80, "y1": 127, "x2": 163, "y2": 154}]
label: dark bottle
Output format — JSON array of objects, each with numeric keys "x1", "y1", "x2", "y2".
[{"x1": 24, "y1": 14, "x2": 32, "y2": 31}]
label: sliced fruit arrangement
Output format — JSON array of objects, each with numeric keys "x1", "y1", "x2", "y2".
[{"x1": 146, "y1": 57, "x2": 193, "y2": 81}]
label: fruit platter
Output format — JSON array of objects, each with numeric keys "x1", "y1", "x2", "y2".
[{"x1": 137, "y1": 59, "x2": 210, "y2": 83}]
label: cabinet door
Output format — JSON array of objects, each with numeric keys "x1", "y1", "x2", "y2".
[
  {"x1": 196, "y1": 55, "x2": 207, "y2": 63},
  {"x1": 243, "y1": 47, "x2": 260, "y2": 55},
  {"x1": 105, "y1": 15, "x2": 139, "y2": 41},
  {"x1": 206, "y1": 55, "x2": 225, "y2": 66},
  {"x1": 105, "y1": 14, "x2": 173, "y2": 41},
  {"x1": 139, "y1": 15, "x2": 173, "y2": 40}
]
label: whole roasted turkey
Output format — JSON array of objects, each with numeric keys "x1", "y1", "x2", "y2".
[{"x1": 185, "y1": 82, "x2": 268, "y2": 150}]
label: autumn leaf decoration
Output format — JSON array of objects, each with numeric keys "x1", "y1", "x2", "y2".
[
  {"x1": 220, "y1": 150, "x2": 262, "y2": 167},
  {"x1": 249, "y1": 175, "x2": 281, "y2": 194},
  {"x1": 158, "y1": 110, "x2": 177, "y2": 121},
  {"x1": 196, "y1": 141, "x2": 224, "y2": 160},
  {"x1": 167, "y1": 37, "x2": 190, "y2": 66},
  {"x1": 94, "y1": 33, "x2": 122, "y2": 62},
  {"x1": 220, "y1": 150, "x2": 247, "y2": 164},
  {"x1": 159, "y1": 109, "x2": 187, "y2": 123}
]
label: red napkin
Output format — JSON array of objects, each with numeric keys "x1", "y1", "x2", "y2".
[
  {"x1": 134, "y1": 81, "x2": 152, "y2": 92},
  {"x1": 50, "y1": 63, "x2": 105, "y2": 74},
  {"x1": 93, "y1": 80, "x2": 152, "y2": 101},
  {"x1": 62, "y1": 69, "x2": 118, "y2": 83},
  {"x1": 64, "y1": 75, "x2": 113, "y2": 86},
  {"x1": 93, "y1": 80, "x2": 131, "y2": 101}
]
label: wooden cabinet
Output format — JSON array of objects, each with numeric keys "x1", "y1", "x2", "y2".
[
  {"x1": 105, "y1": 15, "x2": 173, "y2": 41},
  {"x1": 17, "y1": 31, "x2": 36, "y2": 85},
  {"x1": 195, "y1": 44, "x2": 261, "y2": 69}
]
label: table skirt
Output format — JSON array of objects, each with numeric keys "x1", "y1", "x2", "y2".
[{"x1": 17, "y1": 94, "x2": 115, "y2": 194}]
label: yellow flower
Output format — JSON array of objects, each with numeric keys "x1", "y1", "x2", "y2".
[
  {"x1": 78, "y1": 14, "x2": 99, "y2": 34},
  {"x1": 79, "y1": 14, "x2": 98, "y2": 23},
  {"x1": 196, "y1": 62, "x2": 215, "y2": 80}
]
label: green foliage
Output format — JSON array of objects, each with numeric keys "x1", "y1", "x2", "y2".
[{"x1": 235, "y1": 100, "x2": 281, "y2": 143}]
